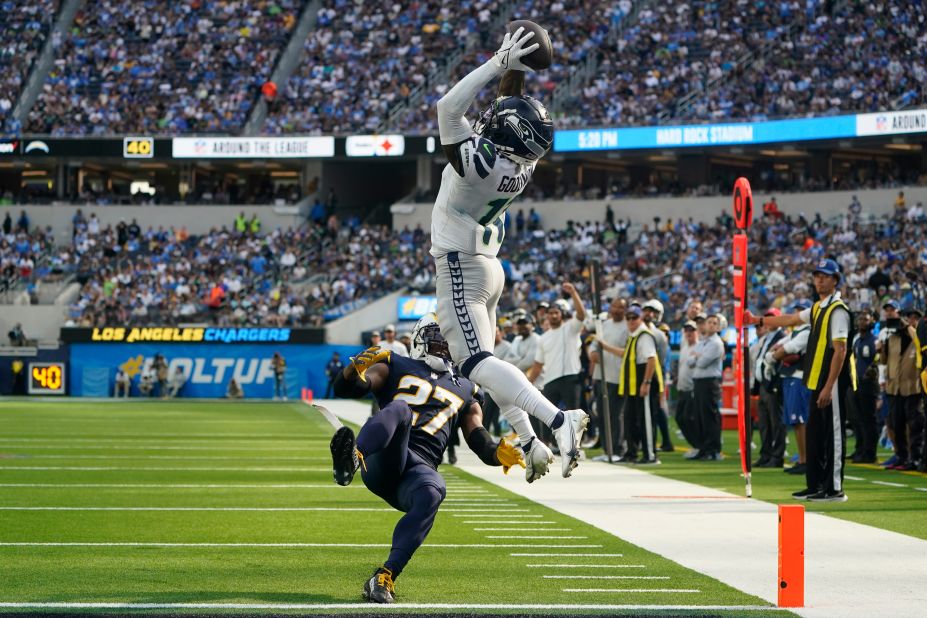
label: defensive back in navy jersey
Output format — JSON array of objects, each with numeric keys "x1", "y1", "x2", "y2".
[{"x1": 375, "y1": 355, "x2": 479, "y2": 469}]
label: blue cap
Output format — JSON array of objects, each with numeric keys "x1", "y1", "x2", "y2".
[
  {"x1": 791, "y1": 299, "x2": 812, "y2": 312},
  {"x1": 626, "y1": 303, "x2": 643, "y2": 317},
  {"x1": 882, "y1": 298, "x2": 899, "y2": 309},
  {"x1": 812, "y1": 258, "x2": 841, "y2": 280}
]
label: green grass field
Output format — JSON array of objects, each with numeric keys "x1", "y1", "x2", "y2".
[
  {"x1": 0, "y1": 400, "x2": 787, "y2": 616},
  {"x1": 587, "y1": 427, "x2": 927, "y2": 540}
]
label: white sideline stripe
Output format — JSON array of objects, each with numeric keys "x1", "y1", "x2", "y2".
[
  {"x1": 0, "y1": 445, "x2": 315, "y2": 452},
  {"x1": 0, "y1": 603, "x2": 783, "y2": 611},
  {"x1": 0, "y1": 507, "x2": 398, "y2": 512},
  {"x1": 0, "y1": 483, "x2": 358, "y2": 489},
  {"x1": 473, "y1": 528, "x2": 570, "y2": 531},
  {"x1": 0, "y1": 436, "x2": 318, "y2": 441},
  {"x1": 873, "y1": 477, "x2": 912, "y2": 488},
  {"x1": 527, "y1": 564, "x2": 645, "y2": 569},
  {"x1": 512, "y1": 553, "x2": 623, "y2": 557},
  {"x1": 0, "y1": 466, "x2": 329, "y2": 472},
  {"x1": 0, "y1": 454, "x2": 331, "y2": 463},
  {"x1": 541, "y1": 575, "x2": 670, "y2": 579},
  {"x1": 563, "y1": 588, "x2": 700, "y2": 593},
  {"x1": 916, "y1": 488, "x2": 927, "y2": 493},
  {"x1": 0, "y1": 542, "x2": 604, "y2": 549},
  {"x1": 485, "y1": 535, "x2": 587, "y2": 539},
  {"x1": 442, "y1": 498, "x2": 507, "y2": 501},
  {"x1": 463, "y1": 521, "x2": 555, "y2": 525},
  {"x1": 844, "y1": 475, "x2": 865, "y2": 481},
  {"x1": 452, "y1": 513, "x2": 543, "y2": 518}
]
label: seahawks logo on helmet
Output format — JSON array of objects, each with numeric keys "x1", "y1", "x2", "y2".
[{"x1": 475, "y1": 96, "x2": 553, "y2": 165}]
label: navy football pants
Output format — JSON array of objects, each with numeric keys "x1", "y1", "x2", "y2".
[{"x1": 356, "y1": 400, "x2": 446, "y2": 577}]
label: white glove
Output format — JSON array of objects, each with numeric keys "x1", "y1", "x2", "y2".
[{"x1": 491, "y1": 26, "x2": 539, "y2": 72}]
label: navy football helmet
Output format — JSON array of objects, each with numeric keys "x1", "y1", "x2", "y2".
[{"x1": 474, "y1": 95, "x2": 553, "y2": 165}]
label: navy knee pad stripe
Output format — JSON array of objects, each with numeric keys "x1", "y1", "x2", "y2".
[
  {"x1": 461, "y1": 351, "x2": 493, "y2": 378},
  {"x1": 447, "y1": 252, "x2": 483, "y2": 358}
]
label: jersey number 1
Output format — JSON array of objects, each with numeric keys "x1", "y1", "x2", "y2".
[{"x1": 479, "y1": 198, "x2": 512, "y2": 247}]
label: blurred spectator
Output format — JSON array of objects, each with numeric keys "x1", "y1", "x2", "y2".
[
  {"x1": 325, "y1": 351, "x2": 343, "y2": 398},
  {"x1": 114, "y1": 368, "x2": 131, "y2": 398},
  {"x1": 272, "y1": 351, "x2": 287, "y2": 400},
  {"x1": 227, "y1": 377, "x2": 244, "y2": 399},
  {"x1": 167, "y1": 366, "x2": 186, "y2": 399},
  {"x1": 8, "y1": 323, "x2": 27, "y2": 346}
]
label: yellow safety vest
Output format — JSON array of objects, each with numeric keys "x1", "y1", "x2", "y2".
[
  {"x1": 803, "y1": 298, "x2": 849, "y2": 391},
  {"x1": 618, "y1": 329, "x2": 663, "y2": 396}
]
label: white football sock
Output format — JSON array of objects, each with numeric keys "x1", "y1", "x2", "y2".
[
  {"x1": 497, "y1": 403, "x2": 536, "y2": 446},
  {"x1": 469, "y1": 356, "x2": 560, "y2": 426}
]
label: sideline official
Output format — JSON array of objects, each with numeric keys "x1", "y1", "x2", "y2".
[
  {"x1": 752, "y1": 309, "x2": 787, "y2": 468},
  {"x1": 746, "y1": 258, "x2": 851, "y2": 502},
  {"x1": 618, "y1": 302, "x2": 662, "y2": 464}
]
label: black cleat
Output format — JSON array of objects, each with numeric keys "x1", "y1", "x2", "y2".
[
  {"x1": 362, "y1": 567, "x2": 395, "y2": 603},
  {"x1": 330, "y1": 426, "x2": 360, "y2": 486}
]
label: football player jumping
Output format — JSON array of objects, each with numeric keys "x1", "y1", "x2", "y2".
[
  {"x1": 431, "y1": 27, "x2": 589, "y2": 481},
  {"x1": 329, "y1": 313, "x2": 525, "y2": 604}
]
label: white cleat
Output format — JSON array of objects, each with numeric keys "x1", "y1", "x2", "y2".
[
  {"x1": 555, "y1": 409, "x2": 590, "y2": 478},
  {"x1": 523, "y1": 438, "x2": 554, "y2": 484}
]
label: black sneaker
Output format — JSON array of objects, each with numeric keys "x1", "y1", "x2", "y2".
[
  {"x1": 362, "y1": 567, "x2": 395, "y2": 603},
  {"x1": 791, "y1": 488, "x2": 819, "y2": 500},
  {"x1": 634, "y1": 457, "x2": 661, "y2": 465},
  {"x1": 807, "y1": 491, "x2": 848, "y2": 503},
  {"x1": 330, "y1": 426, "x2": 361, "y2": 486},
  {"x1": 784, "y1": 463, "x2": 806, "y2": 475}
]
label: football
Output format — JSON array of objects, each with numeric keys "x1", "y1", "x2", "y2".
[{"x1": 507, "y1": 19, "x2": 552, "y2": 71}]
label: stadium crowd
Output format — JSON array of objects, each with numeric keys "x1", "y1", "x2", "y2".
[
  {"x1": 0, "y1": 0, "x2": 59, "y2": 132},
  {"x1": 25, "y1": 0, "x2": 306, "y2": 135}
]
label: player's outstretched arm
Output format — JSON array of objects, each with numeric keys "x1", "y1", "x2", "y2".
[
  {"x1": 461, "y1": 403, "x2": 526, "y2": 473},
  {"x1": 333, "y1": 347, "x2": 390, "y2": 397},
  {"x1": 437, "y1": 27, "x2": 538, "y2": 149}
]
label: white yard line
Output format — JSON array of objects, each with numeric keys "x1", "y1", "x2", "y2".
[
  {"x1": 486, "y1": 534, "x2": 589, "y2": 539},
  {"x1": 451, "y1": 513, "x2": 544, "y2": 518},
  {"x1": 0, "y1": 483, "x2": 357, "y2": 489},
  {"x1": 463, "y1": 520, "x2": 556, "y2": 524},
  {"x1": 473, "y1": 528, "x2": 571, "y2": 531},
  {"x1": 512, "y1": 553, "x2": 623, "y2": 557},
  {"x1": 870, "y1": 480, "x2": 907, "y2": 488},
  {"x1": 0, "y1": 507, "x2": 396, "y2": 512},
  {"x1": 0, "y1": 602, "x2": 788, "y2": 611},
  {"x1": 541, "y1": 575, "x2": 670, "y2": 579},
  {"x1": 562, "y1": 588, "x2": 700, "y2": 594},
  {"x1": 0, "y1": 542, "x2": 604, "y2": 549},
  {"x1": 526, "y1": 564, "x2": 645, "y2": 569},
  {"x1": 0, "y1": 466, "x2": 329, "y2": 472}
]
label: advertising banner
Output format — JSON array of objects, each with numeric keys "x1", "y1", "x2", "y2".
[
  {"x1": 172, "y1": 136, "x2": 335, "y2": 159},
  {"x1": 555, "y1": 114, "x2": 859, "y2": 152},
  {"x1": 397, "y1": 296, "x2": 438, "y2": 321},
  {"x1": 345, "y1": 134, "x2": 406, "y2": 156},
  {"x1": 856, "y1": 109, "x2": 927, "y2": 137},
  {"x1": 69, "y1": 343, "x2": 363, "y2": 399}
]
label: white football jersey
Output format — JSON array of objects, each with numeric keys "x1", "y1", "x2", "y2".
[{"x1": 430, "y1": 135, "x2": 536, "y2": 258}]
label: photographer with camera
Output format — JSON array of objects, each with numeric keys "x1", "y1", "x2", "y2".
[{"x1": 878, "y1": 301, "x2": 924, "y2": 471}]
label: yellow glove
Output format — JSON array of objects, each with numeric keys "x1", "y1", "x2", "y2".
[
  {"x1": 496, "y1": 439, "x2": 526, "y2": 474},
  {"x1": 350, "y1": 346, "x2": 391, "y2": 383}
]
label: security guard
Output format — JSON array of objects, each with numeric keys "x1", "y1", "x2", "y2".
[
  {"x1": 618, "y1": 302, "x2": 663, "y2": 464},
  {"x1": 746, "y1": 258, "x2": 852, "y2": 502}
]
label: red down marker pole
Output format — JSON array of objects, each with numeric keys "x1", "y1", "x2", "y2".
[{"x1": 732, "y1": 177, "x2": 753, "y2": 498}]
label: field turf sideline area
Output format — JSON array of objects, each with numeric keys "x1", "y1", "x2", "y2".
[{"x1": 0, "y1": 400, "x2": 784, "y2": 616}]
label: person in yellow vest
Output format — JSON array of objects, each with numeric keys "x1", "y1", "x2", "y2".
[
  {"x1": 745, "y1": 258, "x2": 851, "y2": 503},
  {"x1": 235, "y1": 211, "x2": 248, "y2": 234},
  {"x1": 617, "y1": 302, "x2": 663, "y2": 464},
  {"x1": 913, "y1": 307, "x2": 927, "y2": 471},
  {"x1": 249, "y1": 213, "x2": 261, "y2": 234}
]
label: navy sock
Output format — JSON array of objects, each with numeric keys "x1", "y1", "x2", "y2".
[{"x1": 551, "y1": 411, "x2": 565, "y2": 430}]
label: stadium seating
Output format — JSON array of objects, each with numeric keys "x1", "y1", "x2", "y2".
[
  {"x1": 263, "y1": 0, "x2": 502, "y2": 134},
  {"x1": 25, "y1": 0, "x2": 307, "y2": 135},
  {"x1": 0, "y1": 0, "x2": 60, "y2": 132}
]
